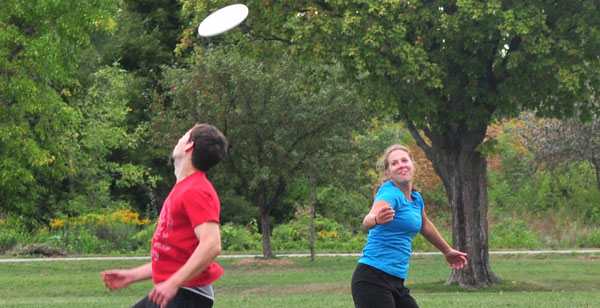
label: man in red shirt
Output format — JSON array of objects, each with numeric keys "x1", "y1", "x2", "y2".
[{"x1": 101, "y1": 124, "x2": 228, "y2": 308}]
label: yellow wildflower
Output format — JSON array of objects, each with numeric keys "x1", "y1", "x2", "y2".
[{"x1": 50, "y1": 219, "x2": 64, "y2": 228}]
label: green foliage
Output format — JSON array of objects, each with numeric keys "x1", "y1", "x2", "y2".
[
  {"x1": 490, "y1": 160, "x2": 600, "y2": 225},
  {"x1": 0, "y1": 0, "x2": 121, "y2": 226},
  {"x1": 218, "y1": 190, "x2": 259, "y2": 226},
  {"x1": 1, "y1": 209, "x2": 154, "y2": 255},
  {"x1": 101, "y1": 0, "x2": 183, "y2": 76},
  {"x1": 488, "y1": 121, "x2": 600, "y2": 248},
  {"x1": 236, "y1": 0, "x2": 600, "y2": 126},
  {"x1": 60, "y1": 67, "x2": 157, "y2": 217},
  {"x1": 576, "y1": 228, "x2": 600, "y2": 248},
  {"x1": 0, "y1": 215, "x2": 33, "y2": 253},
  {"x1": 220, "y1": 215, "x2": 368, "y2": 253},
  {"x1": 315, "y1": 185, "x2": 370, "y2": 233},
  {"x1": 517, "y1": 112, "x2": 600, "y2": 202},
  {"x1": 271, "y1": 213, "x2": 366, "y2": 252},
  {"x1": 0, "y1": 1, "x2": 160, "y2": 225},
  {"x1": 0, "y1": 229, "x2": 20, "y2": 253},
  {"x1": 220, "y1": 220, "x2": 262, "y2": 252},
  {"x1": 489, "y1": 218, "x2": 542, "y2": 250},
  {"x1": 3, "y1": 0, "x2": 600, "y2": 261},
  {"x1": 210, "y1": 1, "x2": 600, "y2": 285},
  {"x1": 152, "y1": 47, "x2": 366, "y2": 256}
]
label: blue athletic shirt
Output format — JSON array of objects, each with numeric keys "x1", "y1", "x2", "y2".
[{"x1": 358, "y1": 180, "x2": 424, "y2": 279}]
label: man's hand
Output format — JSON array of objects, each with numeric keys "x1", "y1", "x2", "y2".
[
  {"x1": 101, "y1": 263, "x2": 152, "y2": 291},
  {"x1": 101, "y1": 270, "x2": 135, "y2": 291},
  {"x1": 149, "y1": 279, "x2": 180, "y2": 308}
]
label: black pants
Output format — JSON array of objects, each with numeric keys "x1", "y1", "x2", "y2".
[
  {"x1": 131, "y1": 288, "x2": 213, "y2": 308},
  {"x1": 351, "y1": 263, "x2": 419, "y2": 308}
]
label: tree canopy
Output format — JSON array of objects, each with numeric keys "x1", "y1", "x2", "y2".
[
  {"x1": 519, "y1": 112, "x2": 600, "y2": 194},
  {"x1": 151, "y1": 48, "x2": 366, "y2": 257},
  {"x1": 1, "y1": 0, "x2": 119, "y2": 222}
]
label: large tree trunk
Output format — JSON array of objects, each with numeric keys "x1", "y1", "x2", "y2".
[{"x1": 410, "y1": 123, "x2": 499, "y2": 289}]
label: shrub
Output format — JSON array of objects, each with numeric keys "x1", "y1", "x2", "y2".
[
  {"x1": 576, "y1": 228, "x2": 600, "y2": 248},
  {"x1": 271, "y1": 224, "x2": 304, "y2": 250},
  {"x1": 0, "y1": 217, "x2": 28, "y2": 253},
  {"x1": 43, "y1": 209, "x2": 154, "y2": 254},
  {"x1": 131, "y1": 221, "x2": 158, "y2": 252},
  {"x1": 220, "y1": 220, "x2": 262, "y2": 252},
  {"x1": 0, "y1": 228, "x2": 19, "y2": 253},
  {"x1": 271, "y1": 214, "x2": 366, "y2": 252},
  {"x1": 489, "y1": 218, "x2": 542, "y2": 249}
]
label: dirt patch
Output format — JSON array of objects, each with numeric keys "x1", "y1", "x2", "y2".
[
  {"x1": 8, "y1": 244, "x2": 68, "y2": 257},
  {"x1": 578, "y1": 254, "x2": 600, "y2": 260},
  {"x1": 235, "y1": 258, "x2": 295, "y2": 266}
]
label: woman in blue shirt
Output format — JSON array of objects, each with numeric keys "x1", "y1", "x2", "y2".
[{"x1": 351, "y1": 144, "x2": 468, "y2": 308}]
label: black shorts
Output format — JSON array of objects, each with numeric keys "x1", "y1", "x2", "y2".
[
  {"x1": 351, "y1": 263, "x2": 419, "y2": 308},
  {"x1": 131, "y1": 288, "x2": 214, "y2": 308}
]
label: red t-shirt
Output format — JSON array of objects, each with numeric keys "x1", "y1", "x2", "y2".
[{"x1": 151, "y1": 171, "x2": 223, "y2": 286}]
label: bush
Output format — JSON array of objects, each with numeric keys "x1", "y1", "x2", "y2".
[
  {"x1": 39, "y1": 209, "x2": 154, "y2": 254},
  {"x1": 271, "y1": 214, "x2": 366, "y2": 252},
  {"x1": 0, "y1": 229, "x2": 20, "y2": 253},
  {"x1": 220, "y1": 220, "x2": 262, "y2": 252},
  {"x1": 489, "y1": 218, "x2": 542, "y2": 250},
  {"x1": 0, "y1": 216, "x2": 28, "y2": 253},
  {"x1": 131, "y1": 221, "x2": 158, "y2": 251},
  {"x1": 576, "y1": 228, "x2": 600, "y2": 248}
]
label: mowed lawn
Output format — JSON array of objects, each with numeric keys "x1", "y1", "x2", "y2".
[{"x1": 0, "y1": 253, "x2": 599, "y2": 307}]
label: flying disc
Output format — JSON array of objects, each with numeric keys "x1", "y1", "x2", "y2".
[{"x1": 198, "y1": 4, "x2": 249, "y2": 37}]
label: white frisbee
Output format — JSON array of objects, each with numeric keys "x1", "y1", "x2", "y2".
[{"x1": 198, "y1": 4, "x2": 249, "y2": 37}]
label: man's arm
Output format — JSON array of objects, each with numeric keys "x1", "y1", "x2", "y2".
[
  {"x1": 101, "y1": 262, "x2": 153, "y2": 291},
  {"x1": 149, "y1": 221, "x2": 221, "y2": 308}
]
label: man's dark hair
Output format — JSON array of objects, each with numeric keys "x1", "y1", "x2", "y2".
[{"x1": 188, "y1": 124, "x2": 228, "y2": 172}]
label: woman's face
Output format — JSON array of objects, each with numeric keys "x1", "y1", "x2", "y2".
[{"x1": 385, "y1": 149, "x2": 415, "y2": 185}]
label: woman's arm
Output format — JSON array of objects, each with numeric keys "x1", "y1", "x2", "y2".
[
  {"x1": 420, "y1": 209, "x2": 468, "y2": 269},
  {"x1": 363, "y1": 200, "x2": 395, "y2": 229}
]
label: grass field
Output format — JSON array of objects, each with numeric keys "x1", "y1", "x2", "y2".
[{"x1": 1, "y1": 253, "x2": 599, "y2": 307}]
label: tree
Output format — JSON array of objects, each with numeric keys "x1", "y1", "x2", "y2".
[
  {"x1": 196, "y1": 0, "x2": 600, "y2": 288},
  {"x1": 152, "y1": 48, "x2": 365, "y2": 258},
  {"x1": 97, "y1": 0, "x2": 186, "y2": 215},
  {"x1": 0, "y1": 0, "x2": 120, "y2": 224},
  {"x1": 518, "y1": 112, "x2": 600, "y2": 197},
  {"x1": 64, "y1": 66, "x2": 158, "y2": 216}
]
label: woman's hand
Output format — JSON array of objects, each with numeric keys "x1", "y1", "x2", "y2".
[
  {"x1": 375, "y1": 205, "x2": 395, "y2": 225},
  {"x1": 443, "y1": 248, "x2": 468, "y2": 270}
]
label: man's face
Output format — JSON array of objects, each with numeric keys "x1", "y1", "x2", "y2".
[{"x1": 170, "y1": 129, "x2": 192, "y2": 163}]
